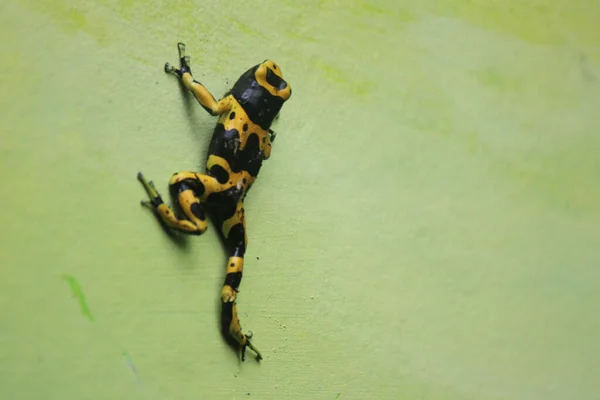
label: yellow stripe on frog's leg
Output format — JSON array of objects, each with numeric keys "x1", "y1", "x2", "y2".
[
  {"x1": 156, "y1": 202, "x2": 204, "y2": 234},
  {"x1": 169, "y1": 181, "x2": 208, "y2": 235},
  {"x1": 182, "y1": 74, "x2": 233, "y2": 116},
  {"x1": 137, "y1": 172, "x2": 204, "y2": 235},
  {"x1": 164, "y1": 42, "x2": 232, "y2": 117},
  {"x1": 166, "y1": 171, "x2": 229, "y2": 235},
  {"x1": 221, "y1": 201, "x2": 247, "y2": 242},
  {"x1": 223, "y1": 256, "x2": 244, "y2": 302},
  {"x1": 168, "y1": 171, "x2": 222, "y2": 199},
  {"x1": 219, "y1": 202, "x2": 261, "y2": 361},
  {"x1": 220, "y1": 201, "x2": 247, "y2": 304}
]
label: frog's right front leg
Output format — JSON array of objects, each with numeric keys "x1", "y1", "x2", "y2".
[{"x1": 164, "y1": 42, "x2": 232, "y2": 116}]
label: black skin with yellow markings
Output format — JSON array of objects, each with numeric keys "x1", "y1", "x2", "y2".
[{"x1": 137, "y1": 42, "x2": 291, "y2": 362}]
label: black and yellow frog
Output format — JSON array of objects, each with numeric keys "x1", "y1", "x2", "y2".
[{"x1": 137, "y1": 42, "x2": 291, "y2": 361}]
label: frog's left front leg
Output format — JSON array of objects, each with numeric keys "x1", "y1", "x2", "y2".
[{"x1": 165, "y1": 42, "x2": 232, "y2": 116}]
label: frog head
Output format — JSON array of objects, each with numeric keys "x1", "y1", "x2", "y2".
[
  {"x1": 230, "y1": 60, "x2": 292, "y2": 130},
  {"x1": 255, "y1": 60, "x2": 292, "y2": 101}
]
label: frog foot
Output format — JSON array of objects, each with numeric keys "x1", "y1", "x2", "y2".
[
  {"x1": 137, "y1": 171, "x2": 163, "y2": 209},
  {"x1": 164, "y1": 42, "x2": 191, "y2": 76},
  {"x1": 242, "y1": 331, "x2": 263, "y2": 362}
]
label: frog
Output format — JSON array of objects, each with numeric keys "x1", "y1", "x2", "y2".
[{"x1": 137, "y1": 42, "x2": 291, "y2": 361}]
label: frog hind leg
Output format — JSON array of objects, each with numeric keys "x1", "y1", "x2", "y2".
[
  {"x1": 218, "y1": 201, "x2": 262, "y2": 361},
  {"x1": 138, "y1": 171, "x2": 211, "y2": 235}
]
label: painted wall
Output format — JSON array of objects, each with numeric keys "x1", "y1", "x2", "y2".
[{"x1": 1, "y1": 1, "x2": 599, "y2": 399}]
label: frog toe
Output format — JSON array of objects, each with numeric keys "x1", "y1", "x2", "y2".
[
  {"x1": 181, "y1": 55, "x2": 191, "y2": 72},
  {"x1": 138, "y1": 172, "x2": 161, "y2": 201}
]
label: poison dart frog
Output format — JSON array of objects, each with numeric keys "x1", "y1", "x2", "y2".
[{"x1": 137, "y1": 42, "x2": 291, "y2": 361}]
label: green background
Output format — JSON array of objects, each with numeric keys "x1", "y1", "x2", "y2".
[{"x1": 1, "y1": 1, "x2": 599, "y2": 399}]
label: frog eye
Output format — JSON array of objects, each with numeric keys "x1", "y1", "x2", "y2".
[
  {"x1": 255, "y1": 62, "x2": 291, "y2": 100},
  {"x1": 265, "y1": 68, "x2": 287, "y2": 91}
]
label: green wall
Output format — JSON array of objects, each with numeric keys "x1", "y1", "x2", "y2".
[{"x1": 1, "y1": 1, "x2": 599, "y2": 399}]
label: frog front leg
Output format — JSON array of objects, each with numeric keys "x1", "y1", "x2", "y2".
[
  {"x1": 263, "y1": 129, "x2": 277, "y2": 160},
  {"x1": 164, "y1": 42, "x2": 232, "y2": 116}
]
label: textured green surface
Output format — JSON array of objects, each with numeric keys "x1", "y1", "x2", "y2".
[{"x1": 1, "y1": 1, "x2": 599, "y2": 399}]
